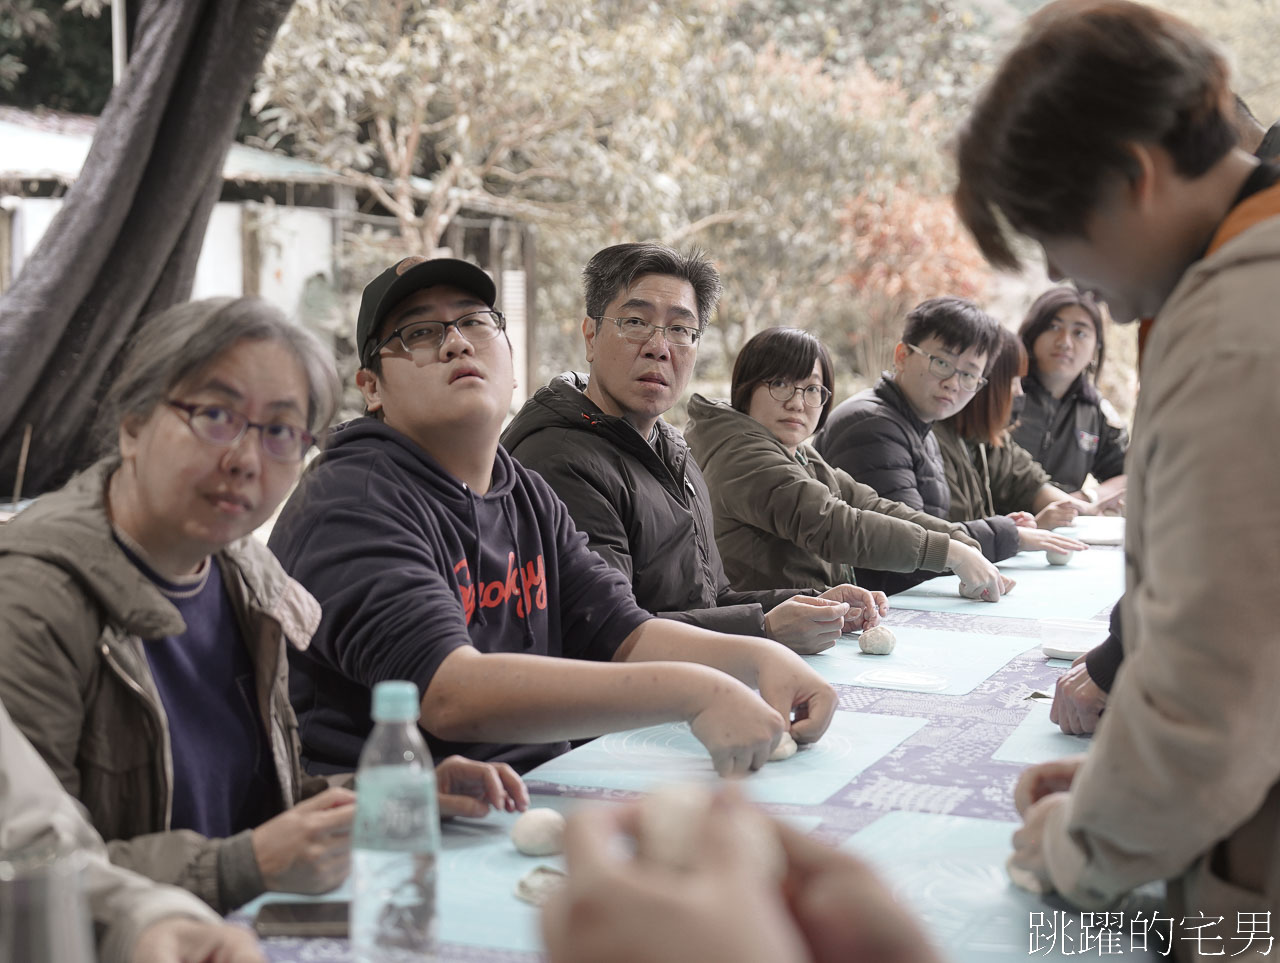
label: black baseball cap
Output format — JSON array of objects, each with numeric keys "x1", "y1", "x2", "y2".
[{"x1": 356, "y1": 256, "x2": 497, "y2": 366}]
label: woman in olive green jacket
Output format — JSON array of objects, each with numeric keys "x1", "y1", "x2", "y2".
[
  {"x1": 685, "y1": 327, "x2": 1003, "y2": 597},
  {"x1": 934, "y1": 326, "x2": 1089, "y2": 531}
]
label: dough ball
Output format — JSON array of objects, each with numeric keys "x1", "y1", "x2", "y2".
[
  {"x1": 768, "y1": 731, "x2": 798, "y2": 762},
  {"x1": 858, "y1": 625, "x2": 897, "y2": 655},
  {"x1": 1045, "y1": 550, "x2": 1073, "y2": 566},
  {"x1": 636, "y1": 785, "x2": 783, "y2": 880},
  {"x1": 510, "y1": 808, "x2": 566, "y2": 857},
  {"x1": 514, "y1": 865, "x2": 567, "y2": 906}
]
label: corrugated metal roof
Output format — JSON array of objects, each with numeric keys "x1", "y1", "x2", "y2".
[{"x1": 0, "y1": 106, "x2": 346, "y2": 186}]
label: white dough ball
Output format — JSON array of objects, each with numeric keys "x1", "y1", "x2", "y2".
[
  {"x1": 510, "y1": 808, "x2": 566, "y2": 857},
  {"x1": 636, "y1": 785, "x2": 783, "y2": 880},
  {"x1": 1045, "y1": 550, "x2": 1073, "y2": 566},
  {"x1": 514, "y1": 865, "x2": 567, "y2": 906},
  {"x1": 858, "y1": 625, "x2": 897, "y2": 655},
  {"x1": 768, "y1": 731, "x2": 798, "y2": 762}
]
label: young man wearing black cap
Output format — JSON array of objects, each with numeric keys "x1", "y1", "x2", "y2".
[{"x1": 268, "y1": 256, "x2": 837, "y2": 778}]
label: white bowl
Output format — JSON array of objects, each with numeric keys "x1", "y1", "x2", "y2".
[{"x1": 1039, "y1": 618, "x2": 1109, "y2": 660}]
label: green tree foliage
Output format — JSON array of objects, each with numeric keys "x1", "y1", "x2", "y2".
[
  {"x1": 252, "y1": 0, "x2": 998, "y2": 388},
  {"x1": 0, "y1": 0, "x2": 110, "y2": 112}
]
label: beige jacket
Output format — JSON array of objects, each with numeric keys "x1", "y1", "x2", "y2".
[
  {"x1": 0, "y1": 696, "x2": 219, "y2": 963},
  {"x1": 1041, "y1": 210, "x2": 1280, "y2": 954},
  {"x1": 0, "y1": 461, "x2": 322, "y2": 911}
]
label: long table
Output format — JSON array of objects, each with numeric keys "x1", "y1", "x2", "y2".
[{"x1": 238, "y1": 534, "x2": 1145, "y2": 962}]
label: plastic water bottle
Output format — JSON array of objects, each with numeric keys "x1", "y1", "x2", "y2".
[{"x1": 351, "y1": 681, "x2": 440, "y2": 962}]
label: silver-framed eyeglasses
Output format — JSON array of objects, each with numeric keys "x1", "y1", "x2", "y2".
[
  {"x1": 373, "y1": 310, "x2": 507, "y2": 355},
  {"x1": 905, "y1": 343, "x2": 988, "y2": 391},
  {"x1": 765, "y1": 379, "x2": 832, "y2": 407},
  {"x1": 167, "y1": 401, "x2": 314, "y2": 462},
  {"x1": 594, "y1": 316, "x2": 702, "y2": 347}
]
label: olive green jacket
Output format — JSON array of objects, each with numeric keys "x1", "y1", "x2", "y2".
[
  {"x1": 684, "y1": 395, "x2": 977, "y2": 592},
  {"x1": 0, "y1": 461, "x2": 322, "y2": 912},
  {"x1": 933, "y1": 420, "x2": 1051, "y2": 521}
]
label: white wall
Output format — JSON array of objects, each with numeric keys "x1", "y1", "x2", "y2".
[
  {"x1": 10, "y1": 197, "x2": 63, "y2": 273},
  {"x1": 191, "y1": 202, "x2": 244, "y2": 299},
  {"x1": 503, "y1": 268, "x2": 528, "y2": 411},
  {"x1": 254, "y1": 205, "x2": 335, "y2": 319},
  {"x1": 6, "y1": 196, "x2": 334, "y2": 323}
]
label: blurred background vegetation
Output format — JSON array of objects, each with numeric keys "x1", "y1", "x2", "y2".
[{"x1": 3, "y1": 0, "x2": 1275, "y2": 423}]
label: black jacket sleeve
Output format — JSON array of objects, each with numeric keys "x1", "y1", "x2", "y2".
[
  {"x1": 1084, "y1": 600, "x2": 1125, "y2": 693},
  {"x1": 960, "y1": 515, "x2": 1021, "y2": 563}
]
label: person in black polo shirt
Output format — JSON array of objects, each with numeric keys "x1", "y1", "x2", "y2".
[{"x1": 1011, "y1": 287, "x2": 1128, "y2": 512}]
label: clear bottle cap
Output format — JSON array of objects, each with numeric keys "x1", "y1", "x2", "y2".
[{"x1": 370, "y1": 680, "x2": 420, "y2": 722}]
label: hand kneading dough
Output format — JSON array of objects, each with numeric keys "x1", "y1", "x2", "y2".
[
  {"x1": 1045, "y1": 550, "x2": 1073, "y2": 566},
  {"x1": 637, "y1": 785, "x2": 784, "y2": 880},
  {"x1": 858, "y1": 625, "x2": 896, "y2": 655},
  {"x1": 1006, "y1": 855, "x2": 1049, "y2": 895},
  {"x1": 768, "y1": 731, "x2": 798, "y2": 762},
  {"x1": 511, "y1": 808, "x2": 566, "y2": 856}
]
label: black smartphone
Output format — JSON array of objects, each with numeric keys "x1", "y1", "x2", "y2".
[{"x1": 252, "y1": 900, "x2": 350, "y2": 938}]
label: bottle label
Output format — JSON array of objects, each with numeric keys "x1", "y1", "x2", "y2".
[{"x1": 354, "y1": 766, "x2": 440, "y2": 850}]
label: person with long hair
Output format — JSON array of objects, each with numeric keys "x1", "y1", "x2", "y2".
[
  {"x1": 685, "y1": 326, "x2": 1009, "y2": 601},
  {"x1": 1011, "y1": 288, "x2": 1128, "y2": 511},
  {"x1": 955, "y1": 0, "x2": 1280, "y2": 921},
  {"x1": 935, "y1": 325, "x2": 1093, "y2": 531}
]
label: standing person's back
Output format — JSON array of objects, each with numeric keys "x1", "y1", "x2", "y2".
[{"x1": 956, "y1": 0, "x2": 1280, "y2": 936}]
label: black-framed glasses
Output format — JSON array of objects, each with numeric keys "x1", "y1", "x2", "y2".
[
  {"x1": 167, "y1": 401, "x2": 315, "y2": 462},
  {"x1": 765, "y1": 379, "x2": 832, "y2": 407},
  {"x1": 594, "y1": 316, "x2": 702, "y2": 347},
  {"x1": 373, "y1": 310, "x2": 507, "y2": 356},
  {"x1": 904, "y1": 343, "x2": 988, "y2": 391}
]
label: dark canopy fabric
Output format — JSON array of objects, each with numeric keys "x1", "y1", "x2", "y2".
[{"x1": 0, "y1": 0, "x2": 295, "y2": 497}]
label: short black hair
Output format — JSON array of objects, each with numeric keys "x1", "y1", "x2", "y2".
[
  {"x1": 955, "y1": 0, "x2": 1236, "y2": 269},
  {"x1": 582, "y1": 243, "x2": 722, "y2": 329},
  {"x1": 901, "y1": 297, "x2": 1001, "y2": 368},
  {"x1": 731, "y1": 327, "x2": 836, "y2": 432}
]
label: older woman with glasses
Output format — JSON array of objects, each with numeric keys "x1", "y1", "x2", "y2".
[
  {"x1": 685, "y1": 326, "x2": 1004, "y2": 599},
  {"x1": 0, "y1": 297, "x2": 526, "y2": 914}
]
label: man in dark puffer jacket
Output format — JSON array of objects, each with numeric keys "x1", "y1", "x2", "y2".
[{"x1": 815, "y1": 298, "x2": 1016, "y2": 595}]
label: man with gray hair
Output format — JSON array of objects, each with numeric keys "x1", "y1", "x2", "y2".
[{"x1": 503, "y1": 242, "x2": 886, "y2": 655}]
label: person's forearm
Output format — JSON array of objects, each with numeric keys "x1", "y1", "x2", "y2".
[
  {"x1": 1094, "y1": 474, "x2": 1126, "y2": 503},
  {"x1": 1031, "y1": 484, "x2": 1086, "y2": 513},
  {"x1": 422, "y1": 646, "x2": 736, "y2": 743},
  {"x1": 617, "y1": 618, "x2": 774, "y2": 688}
]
